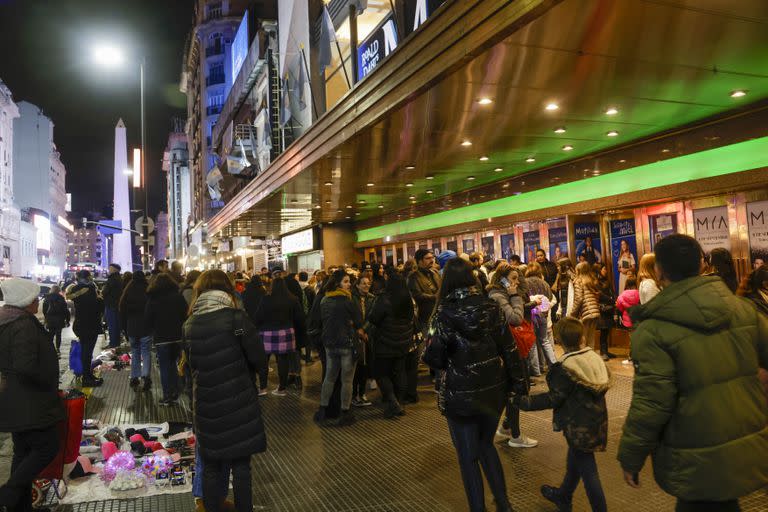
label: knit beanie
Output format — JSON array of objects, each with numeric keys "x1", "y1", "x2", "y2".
[
  {"x1": 436, "y1": 250, "x2": 457, "y2": 269},
  {"x1": 1, "y1": 278, "x2": 40, "y2": 308}
]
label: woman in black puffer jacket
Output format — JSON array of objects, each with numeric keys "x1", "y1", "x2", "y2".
[
  {"x1": 184, "y1": 270, "x2": 266, "y2": 512},
  {"x1": 423, "y1": 258, "x2": 525, "y2": 512},
  {"x1": 367, "y1": 273, "x2": 414, "y2": 418},
  {"x1": 119, "y1": 271, "x2": 152, "y2": 390}
]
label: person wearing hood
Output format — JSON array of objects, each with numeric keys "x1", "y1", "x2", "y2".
[
  {"x1": 516, "y1": 317, "x2": 612, "y2": 512},
  {"x1": 618, "y1": 235, "x2": 768, "y2": 512},
  {"x1": 423, "y1": 259, "x2": 525, "y2": 512},
  {"x1": 145, "y1": 273, "x2": 188, "y2": 405},
  {"x1": 184, "y1": 270, "x2": 266, "y2": 512},
  {"x1": 66, "y1": 270, "x2": 105, "y2": 387},
  {"x1": 120, "y1": 271, "x2": 152, "y2": 391},
  {"x1": 102, "y1": 263, "x2": 123, "y2": 348},
  {"x1": 42, "y1": 284, "x2": 70, "y2": 354},
  {"x1": 0, "y1": 279, "x2": 64, "y2": 512}
]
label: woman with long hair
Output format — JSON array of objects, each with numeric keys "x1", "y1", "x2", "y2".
[
  {"x1": 486, "y1": 263, "x2": 537, "y2": 449},
  {"x1": 424, "y1": 259, "x2": 525, "y2": 512},
  {"x1": 569, "y1": 262, "x2": 601, "y2": 351},
  {"x1": 737, "y1": 264, "x2": 768, "y2": 317},
  {"x1": 314, "y1": 270, "x2": 364, "y2": 426},
  {"x1": 706, "y1": 247, "x2": 739, "y2": 293},
  {"x1": 180, "y1": 270, "x2": 202, "y2": 306},
  {"x1": 351, "y1": 273, "x2": 375, "y2": 407},
  {"x1": 367, "y1": 272, "x2": 414, "y2": 418},
  {"x1": 593, "y1": 263, "x2": 617, "y2": 361},
  {"x1": 553, "y1": 258, "x2": 574, "y2": 320},
  {"x1": 184, "y1": 270, "x2": 266, "y2": 512},
  {"x1": 525, "y1": 262, "x2": 557, "y2": 372},
  {"x1": 637, "y1": 253, "x2": 661, "y2": 305},
  {"x1": 255, "y1": 277, "x2": 306, "y2": 396},
  {"x1": 241, "y1": 277, "x2": 268, "y2": 395},
  {"x1": 617, "y1": 240, "x2": 636, "y2": 294},
  {"x1": 119, "y1": 271, "x2": 152, "y2": 391}
]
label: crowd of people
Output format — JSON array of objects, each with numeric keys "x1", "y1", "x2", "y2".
[{"x1": 0, "y1": 236, "x2": 766, "y2": 512}]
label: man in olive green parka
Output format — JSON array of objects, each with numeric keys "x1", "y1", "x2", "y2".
[{"x1": 618, "y1": 235, "x2": 768, "y2": 512}]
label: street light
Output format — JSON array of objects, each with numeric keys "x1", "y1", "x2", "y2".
[{"x1": 91, "y1": 45, "x2": 149, "y2": 271}]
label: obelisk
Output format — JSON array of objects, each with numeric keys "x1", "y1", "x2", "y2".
[{"x1": 112, "y1": 119, "x2": 133, "y2": 271}]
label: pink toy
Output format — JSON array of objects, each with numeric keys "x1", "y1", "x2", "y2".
[
  {"x1": 101, "y1": 441, "x2": 118, "y2": 461},
  {"x1": 129, "y1": 434, "x2": 146, "y2": 444}
]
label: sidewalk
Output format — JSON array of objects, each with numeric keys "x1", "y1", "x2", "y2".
[{"x1": 1, "y1": 328, "x2": 766, "y2": 511}]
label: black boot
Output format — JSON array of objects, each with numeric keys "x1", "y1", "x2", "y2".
[
  {"x1": 313, "y1": 406, "x2": 327, "y2": 424},
  {"x1": 130, "y1": 377, "x2": 141, "y2": 390},
  {"x1": 142, "y1": 377, "x2": 152, "y2": 392},
  {"x1": 540, "y1": 485, "x2": 572, "y2": 512},
  {"x1": 338, "y1": 409, "x2": 356, "y2": 426}
]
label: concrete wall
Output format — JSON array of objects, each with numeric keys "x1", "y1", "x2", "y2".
[{"x1": 321, "y1": 224, "x2": 356, "y2": 267}]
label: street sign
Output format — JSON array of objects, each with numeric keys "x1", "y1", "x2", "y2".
[
  {"x1": 135, "y1": 216, "x2": 155, "y2": 234},
  {"x1": 135, "y1": 235, "x2": 155, "y2": 247}
]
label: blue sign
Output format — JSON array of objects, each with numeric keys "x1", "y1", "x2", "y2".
[
  {"x1": 501, "y1": 233, "x2": 515, "y2": 261},
  {"x1": 96, "y1": 220, "x2": 122, "y2": 236},
  {"x1": 548, "y1": 226, "x2": 568, "y2": 261},
  {"x1": 231, "y1": 11, "x2": 249, "y2": 82},
  {"x1": 574, "y1": 222, "x2": 602, "y2": 264},
  {"x1": 405, "y1": 0, "x2": 447, "y2": 36},
  {"x1": 357, "y1": 14, "x2": 398, "y2": 81},
  {"x1": 523, "y1": 230, "x2": 540, "y2": 263},
  {"x1": 610, "y1": 219, "x2": 637, "y2": 295}
]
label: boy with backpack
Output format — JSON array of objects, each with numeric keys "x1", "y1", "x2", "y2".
[{"x1": 514, "y1": 317, "x2": 611, "y2": 512}]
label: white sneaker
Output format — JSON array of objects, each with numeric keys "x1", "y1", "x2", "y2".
[
  {"x1": 496, "y1": 427, "x2": 511, "y2": 438},
  {"x1": 271, "y1": 388, "x2": 287, "y2": 397},
  {"x1": 508, "y1": 435, "x2": 538, "y2": 448},
  {"x1": 258, "y1": 389, "x2": 268, "y2": 397}
]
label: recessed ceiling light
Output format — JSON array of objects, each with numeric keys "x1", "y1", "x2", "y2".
[
  {"x1": 605, "y1": 107, "x2": 619, "y2": 115},
  {"x1": 409, "y1": 195, "x2": 416, "y2": 200},
  {"x1": 461, "y1": 140, "x2": 472, "y2": 147},
  {"x1": 606, "y1": 130, "x2": 619, "y2": 137},
  {"x1": 426, "y1": 175, "x2": 434, "y2": 180},
  {"x1": 467, "y1": 176, "x2": 475, "y2": 181},
  {"x1": 525, "y1": 157, "x2": 536, "y2": 163},
  {"x1": 478, "y1": 98, "x2": 493, "y2": 105},
  {"x1": 554, "y1": 127, "x2": 566, "y2": 134},
  {"x1": 378, "y1": 204, "x2": 384, "y2": 209},
  {"x1": 324, "y1": 181, "x2": 332, "y2": 186},
  {"x1": 325, "y1": 200, "x2": 331, "y2": 204},
  {"x1": 345, "y1": 216, "x2": 351, "y2": 219},
  {"x1": 313, "y1": 205, "x2": 321, "y2": 209},
  {"x1": 730, "y1": 90, "x2": 747, "y2": 98},
  {"x1": 479, "y1": 156, "x2": 489, "y2": 161},
  {"x1": 562, "y1": 145, "x2": 574, "y2": 151},
  {"x1": 494, "y1": 167, "x2": 503, "y2": 172},
  {"x1": 406, "y1": 182, "x2": 413, "y2": 187},
  {"x1": 619, "y1": 159, "x2": 626, "y2": 163},
  {"x1": 358, "y1": 199, "x2": 366, "y2": 204},
  {"x1": 346, "y1": 205, "x2": 352, "y2": 208},
  {"x1": 661, "y1": 148, "x2": 670, "y2": 153},
  {"x1": 405, "y1": 165, "x2": 415, "y2": 170},
  {"x1": 355, "y1": 212, "x2": 360, "y2": 216},
  {"x1": 545, "y1": 102, "x2": 559, "y2": 111},
  {"x1": 328, "y1": 221, "x2": 333, "y2": 224},
  {"x1": 337, "y1": 209, "x2": 342, "y2": 213},
  {"x1": 502, "y1": 183, "x2": 510, "y2": 188},
  {"x1": 366, "y1": 182, "x2": 374, "y2": 187},
  {"x1": 426, "y1": 189, "x2": 433, "y2": 194}
]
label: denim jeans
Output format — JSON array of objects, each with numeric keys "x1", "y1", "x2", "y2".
[
  {"x1": 192, "y1": 448, "x2": 231, "y2": 498},
  {"x1": 536, "y1": 318, "x2": 557, "y2": 370},
  {"x1": 676, "y1": 500, "x2": 740, "y2": 512},
  {"x1": 156, "y1": 343, "x2": 180, "y2": 400},
  {"x1": 319, "y1": 348, "x2": 357, "y2": 410},
  {"x1": 104, "y1": 306, "x2": 121, "y2": 348},
  {"x1": 560, "y1": 447, "x2": 607, "y2": 512},
  {"x1": 130, "y1": 335, "x2": 152, "y2": 379},
  {"x1": 446, "y1": 413, "x2": 511, "y2": 512}
]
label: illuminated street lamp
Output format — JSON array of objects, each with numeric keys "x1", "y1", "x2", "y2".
[{"x1": 91, "y1": 45, "x2": 150, "y2": 271}]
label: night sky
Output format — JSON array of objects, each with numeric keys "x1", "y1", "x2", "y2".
[{"x1": 0, "y1": 0, "x2": 192, "y2": 220}]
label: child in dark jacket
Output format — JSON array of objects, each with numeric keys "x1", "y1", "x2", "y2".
[{"x1": 515, "y1": 317, "x2": 612, "y2": 512}]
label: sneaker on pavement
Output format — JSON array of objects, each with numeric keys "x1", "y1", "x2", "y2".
[
  {"x1": 540, "y1": 485, "x2": 572, "y2": 512},
  {"x1": 258, "y1": 388, "x2": 268, "y2": 397},
  {"x1": 351, "y1": 397, "x2": 362, "y2": 407},
  {"x1": 313, "y1": 406, "x2": 327, "y2": 424},
  {"x1": 508, "y1": 435, "x2": 538, "y2": 448},
  {"x1": 271, "y1": 388, "x2": 287, "y2": 397},
  {"x1": 496, "y1": 427, "x2": 512, "y2": 438},
  {"x1": 358, "y1": 395, "x2": 372, "y2": 406}
]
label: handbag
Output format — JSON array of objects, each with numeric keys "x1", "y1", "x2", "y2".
[{"x1": 508, "y1": 320, "x2": 536, "y2": 358}]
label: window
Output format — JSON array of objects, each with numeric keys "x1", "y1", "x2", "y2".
[{"x1": 206, "y1": 2, "x2": 222, "y2": 20}]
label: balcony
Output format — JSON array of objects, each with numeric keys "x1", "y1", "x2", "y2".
[
  {"x1": 207, "y1": 105, "x2": 223, "y2": 116},
  {"x1": 206, "y1": 74, "x2": 225, "y2": 87}
]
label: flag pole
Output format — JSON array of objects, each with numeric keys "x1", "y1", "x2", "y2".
[
  {"x1": 299, "y1": 44, "x2": 320, "y2": 119},
  {"x1": 335, "y1": 40, "x2": 352, "y2": 89}
]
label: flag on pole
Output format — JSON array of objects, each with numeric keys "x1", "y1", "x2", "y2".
[
  {"x1": 280, "y1": 75, "x2": 292, "y2": 127},
  {"x1": 295, "y1": 54, "x2": 308, "y2": 111},
  {"x1": 262, "y1": 108, "x2": 272, "y2": 150},
  {"x1": 318, "y1": 5, "x2": 336, "y2": 75}
]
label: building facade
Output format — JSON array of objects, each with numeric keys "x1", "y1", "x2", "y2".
[
  {"x1": 154, "y1": 211, "x2": 169, "y2": 262},
  {"x1": 0, "y1": 80, "x2": 20, "y2": 276},
  {"x1": 162, "y1": 122, "x2": 192, "y2": 260},
  {"x1": 66, "y1": 226, "x2": 104, "y2": 269}
]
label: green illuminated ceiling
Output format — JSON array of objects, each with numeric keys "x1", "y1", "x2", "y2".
[{"x1": 356, "y1": 136, "x2": 768, "y2": 242}]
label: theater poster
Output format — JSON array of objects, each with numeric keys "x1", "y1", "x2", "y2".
[
  {"x1": 523, "y1": 230, "x2": 541, "y2": 263},
  {"x1": 610, "y1": 219, "x2": 638, "y2": 295},
  {"x1": 693, "y1": 206, "x2": 731, "y2": 255},
  {"x1": 649, "y1": 213, "x2": 678, "y2": 250},
  {"x1": 548, "y1": 227, "x2": 568, "y2": 261},
  {"x1": 747, "y1": 200, "x2": 768, "y2": 269},
  {"x1": 431, "y1": 242, "x2": 442, "y2": 255},
  {"x1": 481, "y1": 236, "x2": 495, "y2": 260},
  {"x1": 462, "y1": 238, "x2": 475, "y2": 254},
  {"x1": 446, "y1": 239, "x2": 458, "y2": 253},
  {"x1": 500, "y1": 233, "x2": 516, "y2": 261},
  {"x1": 574, "y1": 222, "x2": 602, "y2": 264}
]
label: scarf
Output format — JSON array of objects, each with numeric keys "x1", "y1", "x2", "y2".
[
  {"x1": 325, "y1": 289, "x2": 352, "y2": 299},
  {"x1": 191, "y1": 290, "x2": 235, "y2": 316}
]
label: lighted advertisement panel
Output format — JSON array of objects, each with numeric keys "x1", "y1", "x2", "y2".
[
  {"x1": 34, "y1": 214, "x2": 51, "y2": 252},
  {"x1": 232, "y1": 11, "x2": 249, "y2": 83},
  {"x1": 281, "y1": 228, "x2": 314, "y2": 255}
]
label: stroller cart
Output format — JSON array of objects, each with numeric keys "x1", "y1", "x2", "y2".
[{"x1": 33, "y1": 391, "x2": 86, "y2": 505}]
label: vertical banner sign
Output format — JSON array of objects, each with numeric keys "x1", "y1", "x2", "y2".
[
  {"x1": 548, "y1": 227, "x2": 568, "y2": 261},
  {"x1": 693, "y1": 206, "x2": 731, "y2": 255},
  {"x1": 649, "y1": 213, "x2": 678, "y2": 250},
  {"x1": 431, "y1": 242, "x2": 442, "y2": 255},
  {"x1": 747, "y1": 200, "x2": 768, "y2": 269},
  {"x1": 610, "y1": 219, "x2": 638, "y2": 295},
  {"x1": 407, "y1": 244, "x2": 416, "y2": 261},
  {"x1": 481, "y1": 236, "x2": 495, "y2": 260},
  {"x1": 501, "y1": 233, "x2": 515, "y2": 261},
  {"x1": 357, "y1": 14, "x2": 399, "y2": 81},
  {"x1": 462, "y1": 239, "x2": 475, "y2": 254},
  {"x1": 446, "y1": 240, "x2": 458, "y2": 253},
  {"x1": 574, "y1": 223, "x2": 602, "y2": 264},
  {"x1": 523, "y1": 230, "x2": 541, "y2": 263}
]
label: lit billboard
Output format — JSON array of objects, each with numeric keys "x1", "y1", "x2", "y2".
[
  {"x1": 34, "y1": 214, "x2": 51, "y2": 251},
  {"x1": 232, "y1": 11, "x2": 249, "y2": 82}
]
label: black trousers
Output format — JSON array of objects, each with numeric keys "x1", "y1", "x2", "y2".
[
  {"x1": 676, "y1": 500, "x2": 740, "y2": 512},
  {"x1": 202, "y1": 456, "x2": 252, "y2": 512},
  {"x1": 319, "y1": 345, "x2": 342, "y2": 418},
  {"x1": 0, "y1": 426, "x2": 59, "y2": 511},
  {"x1": 374, "y1": 356, "x2": 406, "y2": 404},
  {"x1": 79, "y1": 332, "x2": 98, "y2": 379},
  {"x1": 353, "y1": 362, "x2": 369, "y2": 398},
  {"x1": 599, "y1": 328, "x2": 611, "y2": 354},
  {"x1": 404, "y1": 349, "x2": 420, "y2": 402}
]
